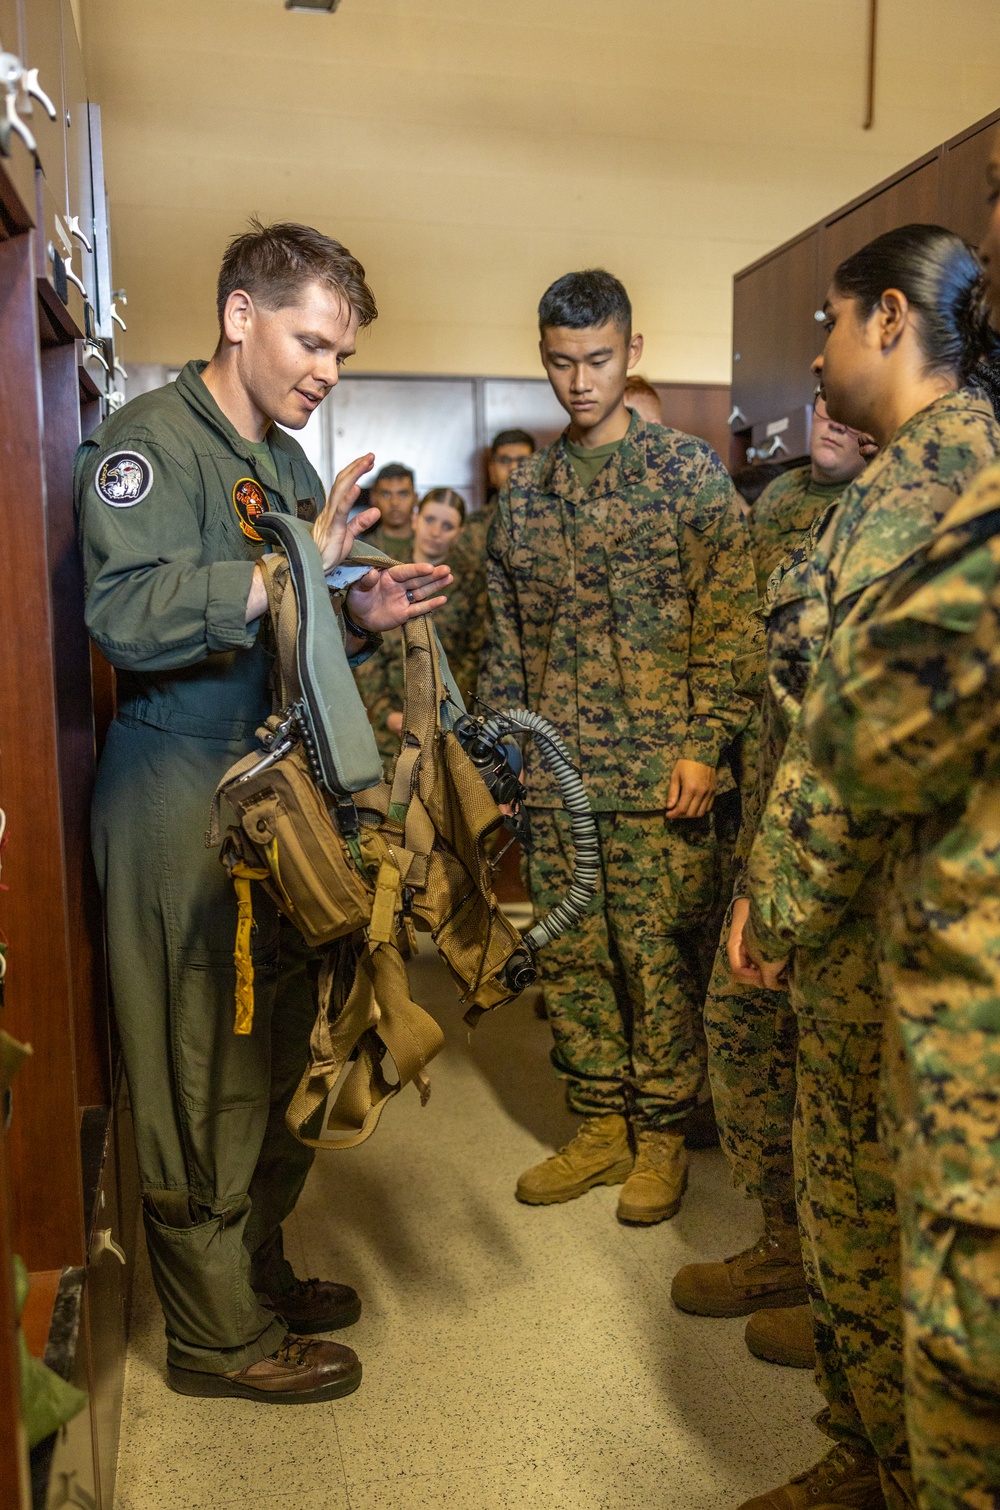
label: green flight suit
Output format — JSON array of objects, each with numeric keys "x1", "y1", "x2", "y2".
[{"x1": 77, "y1": 360, "x2": 363, "y2": 1375}]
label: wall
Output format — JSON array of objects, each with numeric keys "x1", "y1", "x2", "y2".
[
  {"x1": 126, "y1": 364, "x2": 730, "y2": 500},
  {"x1": 83, "y1": 0, "x2": 1000, "y2": 381}
]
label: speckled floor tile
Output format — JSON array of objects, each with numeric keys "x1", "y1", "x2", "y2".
[{"x1": 114, "y1": 946, "x2": 825, "y2": 1510}]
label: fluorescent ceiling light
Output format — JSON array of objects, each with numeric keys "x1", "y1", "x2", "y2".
[{"x1": 285, "y1": 0, "x2": 341, "y2": 11}]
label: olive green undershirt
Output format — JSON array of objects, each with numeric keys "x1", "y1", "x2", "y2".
[
  {"x1": 245, "y1": 434, "x2": 280, "y2": 491},
  {"x1": 803, "y1": 474, "x2": 850, "y2": 505},
  {"x1": 565, "y1": 434, "x2": 624, "y2": 491}
]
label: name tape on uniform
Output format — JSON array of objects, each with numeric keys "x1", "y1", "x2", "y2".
[{"x1": 95, "y1": 450, "x2": 155, "y2": 507}]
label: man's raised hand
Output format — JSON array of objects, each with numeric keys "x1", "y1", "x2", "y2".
[
  {"x1": 346, "y1": 561, "x2": 453, "y2": 634},
  {"x1": 313, "y1": 453, "x2": 379, "y2": 574}
]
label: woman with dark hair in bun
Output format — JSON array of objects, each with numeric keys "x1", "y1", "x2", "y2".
[
  {"x1": 802, "y1": 152, "x2": 1000, "y2": 1510},
  {"x1": 729, "y1": 224, "x2": 1000, "y2": 1510}
]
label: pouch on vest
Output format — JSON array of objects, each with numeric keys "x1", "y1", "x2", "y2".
[{"x1": 208, "y1": 515, "x2": 540, "y2": 1150}]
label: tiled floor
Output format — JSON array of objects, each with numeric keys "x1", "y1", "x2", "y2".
[{"x1": 114, "y1": 941, "x2": 824, "y2": 1510}]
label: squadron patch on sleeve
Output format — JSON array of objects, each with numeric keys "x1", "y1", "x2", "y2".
[
  {"x1": 95, "y1": 450, "x2": 155, "y2": 507},
  {"x1": 233, "y1": 478, "x2": 268, "y2": 541}
]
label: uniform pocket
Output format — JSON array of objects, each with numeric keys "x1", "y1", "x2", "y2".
[{"x1": 606, "y1": 526, "x2": 679, "y2": 585}]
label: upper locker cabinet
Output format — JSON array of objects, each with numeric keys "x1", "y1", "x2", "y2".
[
  {"x1": 731, "y1": 227, "x2": 823, "y2": 463},
  {"x1": 939, "y1": 110, "x2": 1000, "y2": 248},
  {"x1": 820, "y1": 156, "x2": 941, "y2": 288}
]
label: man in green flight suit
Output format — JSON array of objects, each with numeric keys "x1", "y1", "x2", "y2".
[
  {"x1": 481, "y1": 269, "x2": 756, "y2": 1225},
  {"x1": 77, "y1": 220, "x2": 451, "y2": 1403}
]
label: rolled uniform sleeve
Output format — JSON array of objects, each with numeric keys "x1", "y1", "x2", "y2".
[
  {"x1": 76, "y1": 434, "x2": 258, "y2": 672},
  {"x1": 678, "y1": 466, "x2": 757, "y2": 767}
]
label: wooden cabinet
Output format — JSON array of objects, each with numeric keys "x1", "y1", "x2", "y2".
[
  {"x1": 940, "y1": 112, "x2": 1000, "y2": 248},
  {"x1": 0, "y1": 4, "x2": 133, "y2": 1505},
  {"x1": 730, "y1": 229, "x2": 822, "y2": 465},
  {"x1": 731, "y1": 106, "x2": 1000, "y2": 459},
  {"x1": 820, "y1": 157, "x2": 941, "y2": 287}
]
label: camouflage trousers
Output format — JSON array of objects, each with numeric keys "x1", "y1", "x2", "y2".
[
  {"x1": 704, "y1": 918, "x2": 799, "y2": 1226},
  {"x1": 526, "y1": 808, "x2": 717, "y2": 1130},
  {"x1": 897, "y1": 1200, "x2": 1000, "y2": 1510},
  {"x1": 791, "y1": 920, "x2": 914, "y2": 1509}
]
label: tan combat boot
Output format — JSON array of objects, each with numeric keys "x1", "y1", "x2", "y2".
[
  {"x1": 515, "y1": 1114, "x2": 633, "y2": 1205},
  {"x1": 616, "y1": 1129, "x2": 688, "y2": 1224},
  {"x1": 745, "y1": 1302, "x2": 815, "y2": 1368},
  {"x1": 670, "y1": 1222, "x2": 808, "y2": 1317},
  {"x1": 737, "y1": 1441, "x2": 887, "y2": 1509}
]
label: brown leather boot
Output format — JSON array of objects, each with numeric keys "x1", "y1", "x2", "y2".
[
  {"x1": 260, "y1": 1276, "x2": 361, "y2": 1333},
  {"x1": 745, "y1": 1302, "x2": 815, "y2": 1368},
  {"x1": 671, "y1": 1225, "x2": 808, "y2": 1317},
  {"x1": 167, "y1": 1335, "x2": 362, "y2": 1403},
  {"x1": 736, "y1": 1441, "x2": 887, "y2": 1509},
  {"x1": 616, "y1": 1130, "x2": 688, "y2": 1225},
  {"x1": 516, "y1": 1114, "x2": 633, "y2": 1204}
]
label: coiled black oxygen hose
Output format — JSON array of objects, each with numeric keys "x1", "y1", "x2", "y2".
[{"x1": 480, "y1": 709, "x2": 600, "y2": 956}]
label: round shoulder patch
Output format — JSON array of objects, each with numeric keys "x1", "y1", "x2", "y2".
[
  {"x1": 233, "y1": 478, "x2": 268, "y2": 541},
  {"x1": 95, "y1": 449, "x2": 155, "y2": 507}
]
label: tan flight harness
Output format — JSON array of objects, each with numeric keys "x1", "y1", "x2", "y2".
[{"x1": 208, "y1": 546, "x2": 526, "y2": 1150}]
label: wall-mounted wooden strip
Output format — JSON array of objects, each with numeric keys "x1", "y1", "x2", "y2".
[{"x1": 0, "y1": 232, "x2": 86, "y2": 1273}]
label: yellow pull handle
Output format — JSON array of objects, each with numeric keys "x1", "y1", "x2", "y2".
[{"x1": 230, "y1": 861, "x2": 269, "y2": 1035}]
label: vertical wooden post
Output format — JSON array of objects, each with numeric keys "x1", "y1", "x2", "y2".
[
  {"x1": 863, "y1": 0, "x2": 878, "y2": 130},
  {"x1": 40, "y1": 344, "x2": 112, "y2": 1111},
  {"x1": 0, "y1": 1127, "x2": 31, "y2": 1510},
  {"x1": 0, "y1": 232, "x2": 86, "y2": 1272}
]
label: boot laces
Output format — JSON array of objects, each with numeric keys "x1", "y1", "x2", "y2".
[
  {"x1": 557, "y1": 1117, "x2": 621, "y2": 1154},
  {"x1": 274, "y1": 1335, "x2": 315, "y2": 1368},
  {"x1": 724, "y1": 1233, "x2": 780, "y2": 1266},
  {"x1": 791, "y1": 1441, "x2": 874, "y2": 1493},
  {"x1": 632, "y1": 1131, "x2": 684, "y2": 1174}
]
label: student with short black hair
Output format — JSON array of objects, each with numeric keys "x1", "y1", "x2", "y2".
[{"x1": 481, "y1": 268, "x2": 756, "y2": 1225}]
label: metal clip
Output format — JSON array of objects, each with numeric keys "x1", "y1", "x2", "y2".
[
  {"x1": 21, "y1": 66, "x2": 56, "y2": 120},
  {"x1": 0, "y1": 53, "x2": 36, "y2": 154},
  {"x1": 66, "y1": 213, "x2": 93, "y2": 253},
  {"x1": 65, "y1": 260, "x2": 87, "y2": 297},
  {"x1": 114, "y1": 357, "x2": 128, "y2": 381},
  {"x1": 728, "y1": 405, "x2": 748, "y2": 428},
  {"x1": 83, "y1": 340, "x2": 110, "y2": 374},
  {"x1": 93, "y1": 1227, "x2": 127, "y2": 1265},
  {"x1": 111, "y1": 300, "x2": 127, "y2": 332}
]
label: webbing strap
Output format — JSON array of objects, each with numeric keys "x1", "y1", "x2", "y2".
[
  {"x1": 229, "y1": 860, "x2": 271, "y2": 1036},
  {"x1": 285, "y1": 942, "x2": 445, "y2": 1150}
]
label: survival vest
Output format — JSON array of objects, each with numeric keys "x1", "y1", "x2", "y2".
[{"x1": 208, "y1": 514, "x2": 531, "y2": 1150}]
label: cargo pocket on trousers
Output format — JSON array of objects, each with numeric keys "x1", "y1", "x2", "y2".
[
  {"x1": 658, "y1": 815, "x2": 717, "y2": 930},
  {"x1": 173, "y1": 947, "x2": 278, "y2": 1112},
  {"x1": 144, "y1": 1198, "x2": 267, "y2": 1352}
]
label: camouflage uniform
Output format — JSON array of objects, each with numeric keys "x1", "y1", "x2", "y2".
[
  {"x1": 433, "y1": 515, "x2": 490, "y2": 706},
  {"x1": 481, "y1": 409, "x2": 755, "y2": 1129},
  {"x1": 364, "y1": 524, "x2": 413, "y2": 564},
  {"x1": 744, "y1": 391, "x2": 1000, "y2": 1507},
  {"x1": 704, "y1": 465, "x2": 845, "y2": 1217},
  {"x1": 804, "y1": 460, "x2": 1000, "y2": 1510},
  {"x1": 353, "y1": 628, "x2": 404, "y2": 762}
]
